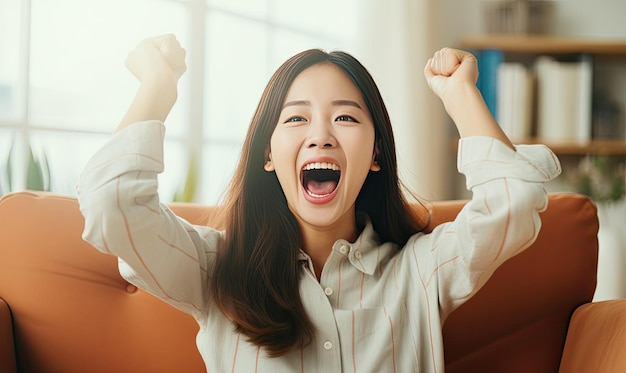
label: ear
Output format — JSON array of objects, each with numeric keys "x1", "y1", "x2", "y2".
[
  {"x1": 264, "y1": 150, "x2": 274, "y2": 172},
  {"x1": 370, "y1": 141, "x2": 381, "y2": 172}
]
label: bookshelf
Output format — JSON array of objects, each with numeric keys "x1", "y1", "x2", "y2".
[
  {"x1": 461, "y1": 36, "x2": 626, "y2": 58},
  {"x1": 520, "y1": 139, "x2": 626, "y2": 156},
  {"x1": 460, "y1": 35, "x2": 626, "y2": 157}
]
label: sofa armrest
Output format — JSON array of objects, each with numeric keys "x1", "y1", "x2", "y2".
[
  {"x1": 559, "y1": 299, "x2": 626, "y2": 373},
  {"x1": 0, "y1": 297, "x2": 17, "y2": 373}
]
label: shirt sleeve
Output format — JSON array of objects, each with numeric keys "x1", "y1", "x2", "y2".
[
  {"x1": 76, "y1": 120, "x2": 220, "y2": 316},
  {"x1": 408, "y1": 136, "x2": 562, "y2": 320}
]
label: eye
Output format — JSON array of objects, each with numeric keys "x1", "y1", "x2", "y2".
[
  {"x1": 285, "y1": 116, "x2": 307, "y2": 123},
  {"x1": 335, "y1": 115, "x2": 358, "y2": 123}
]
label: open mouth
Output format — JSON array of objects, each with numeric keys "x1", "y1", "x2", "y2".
[{"x1": 301, "y1": 162, "x2": 341, "y2": 198}]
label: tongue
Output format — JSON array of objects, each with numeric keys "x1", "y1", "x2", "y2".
[{"x1": 306, "y1": 180, "x2": 337, "y2": 196}]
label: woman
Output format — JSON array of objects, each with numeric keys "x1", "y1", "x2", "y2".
[{"x1": 77, "y1": 34, "x2": 560, "y2": 372}]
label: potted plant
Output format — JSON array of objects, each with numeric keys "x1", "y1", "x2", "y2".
[{"x1": 0, "y1": 138, "x2": 51, "y2": 196}]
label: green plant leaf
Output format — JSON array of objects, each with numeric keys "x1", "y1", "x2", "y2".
[
  {"x1": 5, "y1": 138, "x2": 14, "y2": 192},
  {"x1": 25, "y1": 144, "x2": 46, "y2": 191},
  {"x1": 173, "y1": 152, "x2": 198, "y2": 203},
  {"x1": 40, "y1": 148, "x2": 51, "y2": 191}
]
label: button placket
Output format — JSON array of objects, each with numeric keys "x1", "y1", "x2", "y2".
[{"x1": 300, "y1": 265, "x2": 342, "y2": 369}]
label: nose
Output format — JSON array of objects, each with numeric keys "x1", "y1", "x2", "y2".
[{"x1": 305, "y1": 121, "x2": 337, "y2": 149}]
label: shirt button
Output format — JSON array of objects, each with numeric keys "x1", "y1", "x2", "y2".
[
  {"x1": 324, "y1": 287, "x2": 333, "y2": 296},
  {"x1": 323, "y1": 341, "x2": 333, "y2": 350},
  {"x1": 354, "y1": 250, "x2": 362, "y2": 259},
  {"x1": 339, "y1": 245, "x2": 349, "y2": 254}
]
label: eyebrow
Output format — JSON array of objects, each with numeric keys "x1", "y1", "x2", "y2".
[{"x1": 282, "y1": 99, "x2": 362, "y2": 109}]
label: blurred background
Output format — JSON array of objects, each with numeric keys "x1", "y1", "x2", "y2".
[{"x1": 1, "y1": 0, "x2": 625, "y2": 205}]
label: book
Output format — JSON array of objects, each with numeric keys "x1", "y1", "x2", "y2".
[
  {"x1": 496, "y1": 62, "x2": 533, "y2": 141},
  {"x1": 535, "y1": 55, "x2": 593, "y2": 143},
  {"x1": 476, "y1": 49, "x2": 504, "y2": 119}
]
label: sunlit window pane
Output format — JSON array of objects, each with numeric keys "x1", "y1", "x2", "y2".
[
  {"x1": 269, "y1": 29, "x2": 353, "y2": 72},
  {"x1": 26, "y1": 131, "x2": 187, "y2": 201},
  {"x1": 0, "y1": 0, "x2": 21, "y2": 121},
  {"x1": 271, "y1": 0, "x2": 358, "y2": 42},
  {"x1": 204, "y1": 12, "x2": 270, "y2": 142},
  {"x1": 6, "y1": 0, "x2": 359, "y2": 204},
  {"x1": 27, "y1": 131, "x2": 108, "y2": 195},
  {"x1": 29, "y1": 0, "x2": 189, "y2": 136},
  {"x1": 160, "y1": 140, "x2": 190, "y2": 203},
  {"x1": 207, "y1": 0, "x2": 268, "y2": 19},
  {"x1": 199, "y1": 142, "x2": 241, "y2": 205}
]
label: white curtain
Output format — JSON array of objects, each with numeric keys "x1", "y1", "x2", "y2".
[{"x1": 354, "y1": 0, "x2": 452, "y2": 201}]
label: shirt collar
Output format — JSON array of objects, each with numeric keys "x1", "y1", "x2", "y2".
[
  {"x1": 297, "y1": 212, "x2": 382, "y2": 275},
  {"x1": 344, "y1": 213, "x2": 381, "y2": 275}
]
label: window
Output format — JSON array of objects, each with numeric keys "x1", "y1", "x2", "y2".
[{"x1": 0, "y1": 0, "x2": 358, "y2": 204}]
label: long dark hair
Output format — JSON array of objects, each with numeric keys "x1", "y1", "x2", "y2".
[{"x1": 209, "y1": 49, "x2": 428, "y2": 357}]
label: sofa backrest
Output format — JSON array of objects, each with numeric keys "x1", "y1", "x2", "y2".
[{"x1": 0, "y1": 191, "x2": 598, "y2": 372}]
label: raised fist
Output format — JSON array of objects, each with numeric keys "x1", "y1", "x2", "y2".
[
  {"x1": 423, "y1": 48, "x2": 478, "y2": 101},
  {"x1": 125, "y1": 34, "x2": 187, "y2": 84}
]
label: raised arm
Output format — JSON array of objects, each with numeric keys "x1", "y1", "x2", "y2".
[
  {"x1": 424, "y1": 47, "x2": 514, "y2": 149},
  {"x1": 77, "y1": 35, "x2": 216, "y2": 316},
  {"x1": 412, "y1": 48, "x2": 562, "y2": 319},
  {"x1": 117, "y1": 34, "x2": 186, "y2": 131}
]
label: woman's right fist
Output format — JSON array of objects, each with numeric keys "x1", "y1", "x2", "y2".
[{"x1": 125, "y1": 34, "x2": 187, "y2": 84}]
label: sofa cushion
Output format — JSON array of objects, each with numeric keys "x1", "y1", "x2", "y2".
[
  {"x1": 0, "y1": 192, "x2": 205, "y2": 372},
  {"x1": 441, "y1": 193, "x2": 598, "y2": 373}
]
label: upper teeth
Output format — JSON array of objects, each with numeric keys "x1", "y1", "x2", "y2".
[{"x1": 303, "y1": 162, "x2": 340, "y2": 171}]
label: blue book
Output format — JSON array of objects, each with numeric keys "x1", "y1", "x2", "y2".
[{"x1": 475, "y1": 49, "x2": 504, "y2": 119}]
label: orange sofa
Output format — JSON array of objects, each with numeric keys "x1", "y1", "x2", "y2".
[{"x1": 0, "y1": 191, "x2": 625, "y2": 372}]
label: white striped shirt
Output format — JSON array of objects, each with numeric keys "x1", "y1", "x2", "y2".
[{"x1": 77, "y1": 120, "x2": 561, "y2": 372}]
